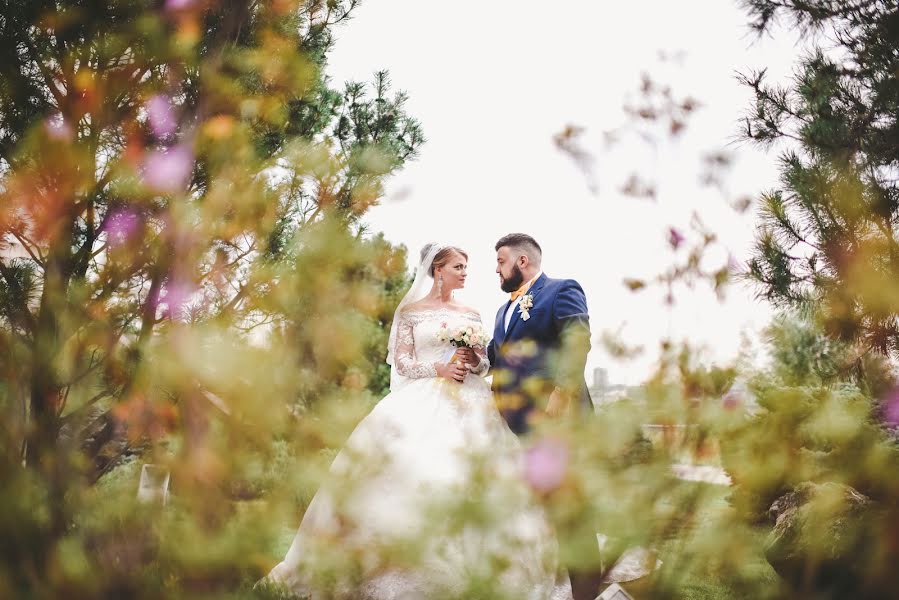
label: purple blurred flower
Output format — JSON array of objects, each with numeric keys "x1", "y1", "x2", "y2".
[
  {"x1": 160, "y1": 279, "x2": 195, "y2": 320},
  {"x1": 146, "y1": 95, "x2": 177, "y2": 138},
  {"x1": 667, "y1": 227, "x2": 685, "y2": 250},
  {"x1": 44, "y1": 115, "x2": 74, "y2": 141},
  {"x1": 142, "y1": 144, "x2": 194, "y2": 193},
  {"x1": 105, "y1": 208, "x2": 141, "y2": 247},
  {"x1": 882, "y1": 388, "x2": 899, "y2": 427},
  {"x1": 524, "y1": 437, "x2": 569, "y2": 494}
]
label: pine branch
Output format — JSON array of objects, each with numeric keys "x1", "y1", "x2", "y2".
[
  {"x1": 59, "y1": 390, "x2": 112, "y2": 426},
  {"x1": 0, "y1": 259, "x2": 37, "y2": 335},
  {"x1": 8, "y1": 230, "x2": 45, "y2": 267},
  {"x1": 20, "y1": 34, "x2": 65, "y2": 109}
]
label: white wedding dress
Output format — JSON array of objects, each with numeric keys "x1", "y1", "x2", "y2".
[{"x1": 265, "y1": 307, "x2": 574, "y2": 599}]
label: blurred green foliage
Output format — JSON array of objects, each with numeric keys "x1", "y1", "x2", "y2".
[
  {"x1": 0, "y1": 0, "x2": 421, "y2": 596},
  {"x1": 1, "y1": 0, "x2": 899, "y2": 599}
]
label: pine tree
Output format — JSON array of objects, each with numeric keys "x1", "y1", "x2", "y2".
[{"x1": 741, "y1": 1, "x2": 899, "y2": 357}]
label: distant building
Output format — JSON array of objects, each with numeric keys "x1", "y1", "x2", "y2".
[{"x1": 589, "y1": 366, "x2": 634, "y2": 409}]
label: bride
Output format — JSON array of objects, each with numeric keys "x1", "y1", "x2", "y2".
[{"x1": 263, "y1": 243, "x2": 573, "y2": 599}]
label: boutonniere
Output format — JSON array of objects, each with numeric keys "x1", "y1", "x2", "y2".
[{"x1": 518, "y1": 293, "x2": 534, "y2": 321}]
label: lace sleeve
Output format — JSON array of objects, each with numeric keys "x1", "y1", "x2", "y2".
[
  {"x1": 468, "y1": 349, "x2": 490, "y2": 375},
  {"x1": 394, "y1": 313, "x2": 437, "y2": 379}
]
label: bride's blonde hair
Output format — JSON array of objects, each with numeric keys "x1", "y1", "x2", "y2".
[{"x1": 421, "y1": 244, "x2": 468, "y2": 277}]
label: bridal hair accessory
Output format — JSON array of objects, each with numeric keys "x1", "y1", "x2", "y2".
[
  {"x1": 518, "y1": 293, "x2": 534, "y2": 321},
  {"x1": 422, "y1": 242, "x2": 447, "y2": 277}
]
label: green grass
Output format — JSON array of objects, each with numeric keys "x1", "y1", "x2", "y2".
[{"x1": 613, "y1": 483, "x2": 782, "y2": 599}]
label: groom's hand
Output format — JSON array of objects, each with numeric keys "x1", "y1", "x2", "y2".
[{"x1": 546, "y1": 388, "x2": 573, "y2": 418}]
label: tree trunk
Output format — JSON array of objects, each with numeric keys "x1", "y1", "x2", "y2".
[{"x1": 26, "y1": 214, "x2": 74, "y2": 536}]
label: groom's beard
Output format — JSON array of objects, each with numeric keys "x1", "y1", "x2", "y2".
[{"x1": 500, "y1": 264, "x2": 525, "y2": 293}]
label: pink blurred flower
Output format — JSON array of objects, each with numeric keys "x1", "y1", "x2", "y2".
[
  {"x1": 146, "y1": 94, "x2": 177, "y2": 138},
  {"x1": 44, "y1": 115, "x2": 74, "y2": 141},
  {"x1": 142, "y1": 144, "x2": 194, "y2": 193},
  {"x1": 524, "y1": 437, "x2": 569, "y2": 494},
  {"x1": 105, "y1": 208, "x2": 141, "y2": 247},
  {"x1": 723, "y1": 391, "x2": 741, "y2": 411},
  {"x1": 667, "y1": 227, "x2": 685, "y2": 250},
  {"x1": 165, "y1": 0, "x2": 195, "y2": 10}
]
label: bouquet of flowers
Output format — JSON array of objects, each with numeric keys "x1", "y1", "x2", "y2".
[
  {"x1": 436, "y1": 322, "x2": 489, "y2": 365},
  {"x1": 436, "y1": 322, "x2": 490, "y2": 348}
]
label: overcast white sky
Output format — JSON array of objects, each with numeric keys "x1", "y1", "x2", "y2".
[{"x1": 326, "y1": 1, "x2": 805, "y2": 385}]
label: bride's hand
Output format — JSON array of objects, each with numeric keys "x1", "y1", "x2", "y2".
[
  {"x1": 436, "y1": 361, "x2": 466, "y2": 383},
  {"x1": 453, "y1": 347, "x2": 476, "y2": 365}
]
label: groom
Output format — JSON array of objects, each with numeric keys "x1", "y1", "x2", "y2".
[
  {"x1": 484, "y1": 233, "x2": 592, "y2": 434},
  {"x1": 480, "y1": 233, "x2": 601, "y2": 600}
]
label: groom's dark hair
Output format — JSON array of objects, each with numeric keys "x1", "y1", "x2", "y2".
[{"x1": 495, "y1": 233, "x2": 542, "y2": 264}]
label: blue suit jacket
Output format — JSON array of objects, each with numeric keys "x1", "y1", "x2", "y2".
[{"x1": 487, "y1": 273, "x2": 591, "y2": 435}]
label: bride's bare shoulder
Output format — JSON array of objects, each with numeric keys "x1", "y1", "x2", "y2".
[
  {"x1": 400, "y1": 301, "x2": 478, "y2": 316},
  {"x1": 451, "y1": 303, "x2": 481, "y2": 316},
  {"x1": 401, "y1": 299, "x2": 435, "y2": 313}
]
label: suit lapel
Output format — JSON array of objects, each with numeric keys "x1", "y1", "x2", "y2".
[
  {"x1": 504, "y1": 273, "x2": 547, "y2": 340},
  {"x1": 494, "y1": 301, "x2": 511, "y2": 346}
]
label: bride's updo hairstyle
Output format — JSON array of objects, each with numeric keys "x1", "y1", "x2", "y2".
[{"x1": 420, "y1": 244, "x2": 468, "y2": 277}]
